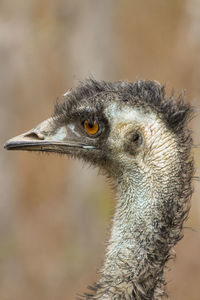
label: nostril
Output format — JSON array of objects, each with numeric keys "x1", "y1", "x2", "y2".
[{"x1": 24, "y1": 132, "x2": 45, "y2": 140}]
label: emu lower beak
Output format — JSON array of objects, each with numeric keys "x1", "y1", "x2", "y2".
[{"x1": 4, "y1": 118, "x2": 95, "y2": 153}]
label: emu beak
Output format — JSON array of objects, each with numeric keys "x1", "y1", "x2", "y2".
[{"x1": 4, "y1": 118, "x2": 96, "y2": 153}]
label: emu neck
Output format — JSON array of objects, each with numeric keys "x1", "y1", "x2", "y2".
[{"x1": 99, "y1": 161, "x2": 183, "y2": 299}]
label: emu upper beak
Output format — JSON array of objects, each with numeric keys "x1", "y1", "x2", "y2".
[{"x1": 4, "y1": 118, "x2": 96, "y2": 153}]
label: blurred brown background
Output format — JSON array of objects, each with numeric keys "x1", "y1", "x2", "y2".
[{"x1": 1, "y1": 1, "x2": 200, "y2": 300}]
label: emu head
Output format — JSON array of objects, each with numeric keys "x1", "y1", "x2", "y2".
[{"x1": 5, "y1": 79, "x2": 192, "y2": 180}]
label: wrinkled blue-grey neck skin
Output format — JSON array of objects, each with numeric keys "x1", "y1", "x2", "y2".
[
  {"x1": 81, "y1": 101, "x2": 193, "y2": 300},
  {"x1": 92, "y1": 105, "x2": 178, "y2": 299}
]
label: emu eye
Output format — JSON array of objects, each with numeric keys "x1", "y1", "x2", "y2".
[{"x1": 83, "y1": 120, "x2": 99, "y2": 135}]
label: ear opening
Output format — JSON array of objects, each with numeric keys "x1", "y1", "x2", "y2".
[{"x1": 124, "y1": 130, "x2": 143, "y2": 155}]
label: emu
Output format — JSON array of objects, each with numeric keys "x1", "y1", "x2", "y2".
[{"x1": 5, "y1": 79, "x2": 194, "y2": 300}]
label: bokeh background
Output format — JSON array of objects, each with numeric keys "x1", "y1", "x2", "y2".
[{"x1": 0, "y1": 1, "x2": 200, "y2": 299}]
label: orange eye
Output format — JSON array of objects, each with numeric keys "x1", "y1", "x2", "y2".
[{"x1": 83, "y1": 120, "x2": 99, "y2": 135}]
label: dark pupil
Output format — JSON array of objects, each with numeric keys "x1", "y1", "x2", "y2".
[{"x1": 88, "y1": 121, "x2": 94, "y2": 128}]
